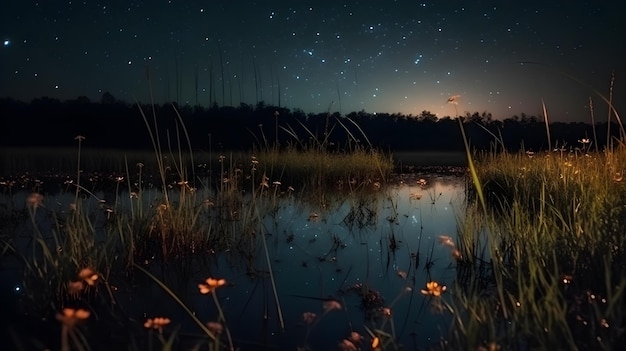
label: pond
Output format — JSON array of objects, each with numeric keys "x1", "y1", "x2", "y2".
[{"x1": 1, "y1": 173, "x2": 467, "y2": 350}]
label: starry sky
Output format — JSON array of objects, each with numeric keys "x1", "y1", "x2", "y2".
[{"x1": 1, "y1": 1, "x2": 624, "y2": 121}]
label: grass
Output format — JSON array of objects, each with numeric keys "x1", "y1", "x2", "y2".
[{"x1": 435, "y1": 138, "x2": 626, "y2": 349}]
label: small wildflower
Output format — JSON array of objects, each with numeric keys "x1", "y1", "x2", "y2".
[
  {"x1": 451, "y1": 249, "x2": 462, "y2": 260},
  {"x1": 206, "y1": 321, "x2": 223, "y2": 334},
  {"x1": 56, "y1": 308, "x2": 90, "y2": 327},
  {"x1": 67, "y1": 281, "x2": 84, "y2": 294},
  {"x1": 74, "y1": 135, "x2": 86, "y2": 142},
  {"x1": 338, "y1": 339, "x2": 357, "y2": 351},
  {"x1": 198, "y1": 277, "x2": 226, "y2": 294},
  {"x1": 115, "y1": 176, "x2": 124, "y2": 182},
  {"x1": 136, "y1": 162, "x2": 144, "y2": 168},
  {"x1": 381, "y1": 307, "x2": 392, "y2": 317},
  {"x1": 78, "y1": 267, "x2": 98, "y2": 286},
  {"x1": 301, "y1": 312, "x2": 317, "y2": 325},
  {"x1": 438, "y1": 235, "x2": 455, "y2": 248},
  {"x1": 420, "y1": 281, "x2": 446, "y2": 297},
  {"x1": 349, "y1": 331, "x2": 363, "y2": 344},
  {"x1": 323, "y1": 300, "x2": 342, "y2": 312},
  {"x1": 26, "y1": 193, "x2": 44, "y2": 208},
  {"x1": 371, "y1": 336, "x2": 380, "y2": 349},
  {"x1": 561, "y1": 274, "x2": 573, "y2": 284},
  {"x1": 144, "y1": 317, "x2": 171, "y2": 334}
]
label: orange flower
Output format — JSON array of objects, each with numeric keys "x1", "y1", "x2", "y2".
[
  {"x1": 198, "y1": 277, "x2": 226, "y2": 294},
  {"x1": 67, "y1": 280, "x2": 85, "y2": 294},
  {"x1": 56, "y1": 308, "x2": 90, "y2": 327},
  {"x1": 78, "y1": 268, "x2": 98, "y2": 286},
  {"x1": 144, "y1": 317, "x2": 171, "y2": 334},
  {"x1": 420, "y1": 281, "x2": 447, "y2": 297},
  {"x1": 371, "y1": 336, "x2": 380, "y2": 348}
]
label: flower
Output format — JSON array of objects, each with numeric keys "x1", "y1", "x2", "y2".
[
  {"x1": 198, "y1": 277, "x2": 226, "y2": 294},
  {"x1": 349, "y1": 331, "x2": 363, "y2": 344},
  {"x1": 78, "y1": 268, "x2": 98, "y2": 286},
  {"x1": 67, "y1": 280, "x2": 84, "y2": 294},
  {"x1": 26, "y1": 193, "x2": 44, "y2": 208},
  {"x1": 302, "y1": 312, "x2": 317, "y2": 325},
  {"x1": 371, "y1": 336, "x2": 380, "y2": 349},
  {"x1": 322, "y1": 300, "x2": 342, "y2": 312},
  {"x1": 421, "y1": 281, "x2": 447, "y2": 297},
  {"x1": 338, "y1": 339, "x2": 357, "y2": 351},
  {"x1": 74, "y1": 135, "x2": 86, "y2": 142},
  {"x1": 438, "y1": 235, "x2": 455, "y2": 248},
  {"x1": 206, "y1": 321, "x2": 223, "y2": 334},
  {"x1": 144, "y1": 317, "x2": 171, "y2": 334},
  {"x1": 381, "y1": 307, "x2": 392, "y2": 317},
  {"x1": 56, "y1": 308, "x2": 90, "y2": 327}
]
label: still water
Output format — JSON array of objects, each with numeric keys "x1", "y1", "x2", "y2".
[{"x1": 3, "y1": 174, "x2": 466, "y2": 350}]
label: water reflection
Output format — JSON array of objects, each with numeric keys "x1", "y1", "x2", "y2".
[
  {"x1": 137, "y1": 175, "x2": 466, "y2": 350},
  {"x1": 3, "y1": 174, "x2": 466, "y2": 350}
]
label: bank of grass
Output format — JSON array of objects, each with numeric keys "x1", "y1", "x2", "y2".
[{"x1": 444, "y1": 143, "x2": 626, "y2": 349}]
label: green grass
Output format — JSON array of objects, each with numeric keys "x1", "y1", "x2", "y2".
[{"x1": 440, "y1": 144, "x2": 626, "y2": 350}]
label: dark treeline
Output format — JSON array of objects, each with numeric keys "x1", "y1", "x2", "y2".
[{"x1": 0, "y1": 94, "x2": 621, "y2": 153}]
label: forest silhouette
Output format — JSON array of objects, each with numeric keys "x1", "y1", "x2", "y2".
[{"x1": 0, "y1": 93, "x2": 617, "y2": 153}]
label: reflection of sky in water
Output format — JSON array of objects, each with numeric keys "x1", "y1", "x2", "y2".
[
  {"x1": 3, "y1": 175, "x2": 466, "y2": 350},
  {"x1": 211, "y1": 175, "x2": 465, "y2": 350}
]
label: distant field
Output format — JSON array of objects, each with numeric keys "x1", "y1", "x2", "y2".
[
  {"x1": 1, "y1": 147, "x2": 467, "y2": 175},
  {"x1": 393, "y1": 150, "x2": 467, "y2": 167}
]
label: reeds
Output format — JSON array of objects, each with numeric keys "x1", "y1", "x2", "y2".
[{"x1": 446, "y1": 141, "x2": 626, "y2": 349}]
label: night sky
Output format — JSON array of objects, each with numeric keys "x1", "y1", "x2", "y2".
[{"x1": 1, "y1": 1, "x2": 624, "y2": 121}]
